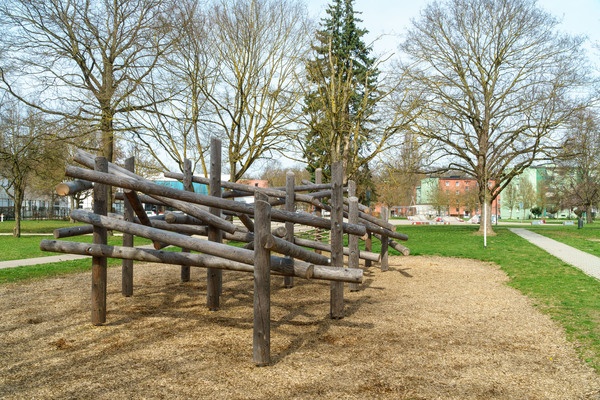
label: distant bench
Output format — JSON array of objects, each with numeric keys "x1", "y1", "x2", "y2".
[{"x1": 563, "y1": 220, "x2": 575, "y2": 226}]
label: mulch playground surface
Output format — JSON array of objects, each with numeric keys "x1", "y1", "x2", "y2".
[{"x1": 1, "y1": 255, "x2": 599, "y2": 399}]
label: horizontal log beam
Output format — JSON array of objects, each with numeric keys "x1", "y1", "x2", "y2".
[
  {"x1": 55, "y1": 179, "x2": 94, "y2": 196},
  {"x1": 373, "y1": 234, "x2": 410, "y2": 256},
  {"x1": 293, "y1": 236, "x2": 380, "y2": 262},
  {"x1": 40, "y1": 240, "x2": 362, "y2": 283},
  {"x1": 39, "y1": 240, "x2": 313, "y2": 279},
  {"x1": 71, "y1": 209, "x2": 257, "y2": 265},
  {"x1": 263, "y1": 234, "x2": 331, "y2": 266},
  {"x1": 53, "y1": 224, "x2": 94, "y2": 238},
  {"x1": 65, "y1": 165, "x2": 367, "y2": 237}
]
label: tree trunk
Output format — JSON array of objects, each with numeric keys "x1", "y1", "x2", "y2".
[
  {"x1": 586, "y1": 205, "x2": 594, "y2": 223},
  {"x1": 477, "y1": 199, "x2": 496, "y2": 236},
  {"x1": 12, "y1": 184, "x2": 24, "y2": 238}
]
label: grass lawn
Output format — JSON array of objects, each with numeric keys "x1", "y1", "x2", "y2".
[
  {"x1": 0, "y1": 235, "x2": 152, "y2": 262},
  {"x1": 0, "y1": 220, "x2": 152, "y2": 284},
  {"x1": 400, "y1": 224, "x2": 600, "y2": 371},
  {"x1": 0, "y1": 219, "x2": 85, "y2": 234}
]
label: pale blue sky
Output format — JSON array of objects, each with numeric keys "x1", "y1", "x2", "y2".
[{"x1": 306, "y1": 0, "x2": 600, "y2": 62}]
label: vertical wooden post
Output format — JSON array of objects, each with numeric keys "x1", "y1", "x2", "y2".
[
  {"x1": 92, "y1": 157, "x2": 108, "y2": 325},
  {"x1": 253, "y1": 192, "x2": 271, "y2": 366},
  {"x1": 284, "y1": 171, "x2": 295, "y2": 288},
  {"x1": 181, "y1": 158, "x2": 193, "y2": 282},
  {"x1": 365, "y1": 230, "x2": 373, "y2": 268},
  {"x1": 314, "y1": 168, "x2": 323, "y2": 254},
  {"x1": 330, "y1": 162, "x2": 344, "y2": 319},
  {"x1": 380, "y1": 206, "x2": 389, "y2": 272},
  {"x1": 348, "y1": 196, "x2": 360, "y2": 292},
  {"x1": 121, "y1": 157, "x2": 134, "y2": 297},
  {"x1": 207, "y1": 138, "x2": 223, "y2": 311}
]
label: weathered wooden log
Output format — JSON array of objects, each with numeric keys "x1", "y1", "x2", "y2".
[
  {"x1": 271, "y1": 229, "x2": 379, "y2": 262},
  {"x1": 122, "y1": 157, "x2": 135, "y2": 296},
  {"x1": 71, "y1": 209, "x2": 259, "y2": 265},
  {"x1": 363, "y1": 221, "x2": 408, "y2": 242},
  {"x1": 253, "y1": 197, "x2": 271, "y2": 366},
  {"x1": 55, "y1": 179, "x2": 94, "y2": 196},
  {"x1": 300, "y1": 180, "x2": 334, "y2": 191},
  {"x1": 53, "y1": 224, "x2": 94, "y2": 238},
  {"x1": 284, "y1": 171, "x2": 295, "y2": 288},
  {"x1": 115, "y1": 191, "x2": 168, "y2": 207},
  {"x1": 73, "y1": 150, "x2": 239, "y2": 235},
  {"x1": 348, "y1": 194, "x2": 360, "y2": 292},
  {"x1": 39, "y1": 240, "x2": 316, "y2": 279},
  {"x1": 330, "y1": 161, "x2": 344, "y2": 319},
  {"x1": 373, "y1": 233, "x2": 411, "y2": 256},
  {"x1": 165, "y1": 171, "x2": 333, "y2": 218},
  {"x1": 314, "y1": 168, "x2": 323, "y2": 256},
  {"x1": 122, "y1": 188, "x2": 166, "y2": 250},
  {"x1": 92, "y1": 157, "x2": 108, "y2": 326},
  {"x1": 380, "y1": 206, "x2": 389, "y2": 272},
  {"x1": 207, "y1": 139, "x2": 223, "y2": 310},
  {"x1": 70, "y1": 208, "x2": 332, "y2": 270},
  {"x1": 263, "y1": 234, "x2": 330, "y2": 266},
  {"x1": 180, "y1": 158, "x2": 194, "y2": 282},
  {"x1": 65, "y1": 165, "x2": 367, "y2": 237},
  {"x1": 237, "y1": 212, "x2": 255, "y2": 232}
]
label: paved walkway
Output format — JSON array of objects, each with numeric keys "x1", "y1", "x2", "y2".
[
  {"x1": 0, "y1": 254, "x2": 90, "y2": 269},
  {"x1": 510, "y1": 228, "x2": 600, "y2": 280}
]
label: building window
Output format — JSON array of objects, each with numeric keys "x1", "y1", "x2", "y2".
[
  {"x1": 455, "y1": 181, "x2": 460, "y2": 187},
  {"x1": 445, "y1": 181, "x2": 449, "y2": 186}
]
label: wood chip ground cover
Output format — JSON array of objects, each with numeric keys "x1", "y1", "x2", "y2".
[{"x1": 1, "y1": 256, "x2": 599, "y2": 399}]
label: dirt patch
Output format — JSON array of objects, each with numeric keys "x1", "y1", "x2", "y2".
[{"x1": 1, "y1": 256, "x2": 599, "y2": 399}]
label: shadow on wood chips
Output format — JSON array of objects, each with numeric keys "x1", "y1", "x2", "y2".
[{"x1": 1, "y1": 255, "x2": 599, "y2": 399}]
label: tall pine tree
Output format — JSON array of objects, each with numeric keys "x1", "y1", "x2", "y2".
[{"x1": 303, "y1": 0, "x2": 379, "y2": 201}]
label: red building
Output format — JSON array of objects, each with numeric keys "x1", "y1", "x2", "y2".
[{"x1": 438, "y1": 177, "x2": 500, "y2": 218}]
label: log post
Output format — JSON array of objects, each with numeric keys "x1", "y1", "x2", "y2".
[
  {"x1": 314, "y1": 168, "x2": 322, "y2": 254},
  {"x1": 207, "y1": 138, "x2": 223, "y2": 311},
  {"x1": 253, "y1": 192, "x2": 271, "y2": 366},
  {"x1": 330, "y1": 162, "x2": 344, "y2": 319},
  {"x1": 284, "y1": 171, "x2": 295, "y2": 288},
  {"x1": 380, "y1": 206, "x2": 389, "y2": 272},
  {"x1": 181, "y1": 158, "x2": 193, "y2": 282},
  {"x1": 91, "y1": 157, "x2": 108, "y2": 325},
  {"x1": 122, "y1": 157, "x2": 135, "y2": 296},
  {"x1": 348, "y1": 196, "x2": 360, "y2": 292},
  {"x1": 365, "y1": 229, "x2": 373, "y2": 268}
]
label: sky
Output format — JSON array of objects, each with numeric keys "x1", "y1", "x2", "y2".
[{"x1": 306, "y1": 0, "x2": 600, "y2": 63}]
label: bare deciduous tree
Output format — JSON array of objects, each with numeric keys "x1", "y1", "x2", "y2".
[
  {"x1": 0, "y1": 0, "x2": 180, "y2": 164},
  {"x1": 0, "y1": 103, "x2": 64, "y2": 237},
  {"x1": 399, "y1": 0, "x2": 594, "y2": 234},
  {"x1": 200, "y1": 0, "x2": 311, "y2": 182},
  {"x1": 129, "y1": 0, "x2": 212, "y2": 175},
  {"x1": 551, "y1": 108, "x2": 600, "y2": 222}
]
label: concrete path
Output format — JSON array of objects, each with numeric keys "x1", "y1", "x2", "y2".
[
  {"x1": 510, "y1": 228, "x2": 600, "y2": 280},
  {"x1": 0, "y1": 254, "x2": 89, "y2": 269}
]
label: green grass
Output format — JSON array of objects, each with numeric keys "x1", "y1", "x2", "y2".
[
  {"x1": 0, "y1": 235, "x2": 152, "y2": 262},
  {"x1": 0, "y1": 219, "x2": 86, "y2": 234},
  {"x1": 399, "y1": 224, "x2": 600, "y2": 371},
  {"x1": 528, "y1": 224, "x2": 600, "y2": 257},
  {"x1": 0, "y1": 257, "x2": 127, "y2": 284},
  {"x1": 0, "y1": 222, "x2": 152, "y2": 284}
]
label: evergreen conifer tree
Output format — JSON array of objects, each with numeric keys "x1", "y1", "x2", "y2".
[{"x1": 303, "y1": 0, "x2": 379, "y2": 201}]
